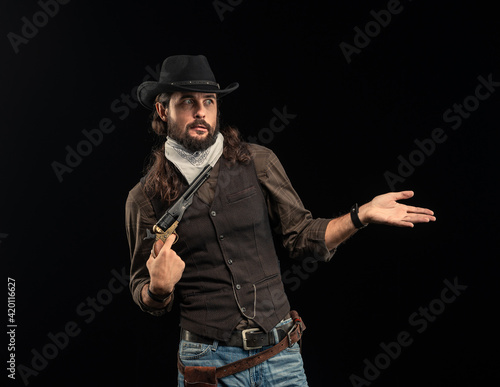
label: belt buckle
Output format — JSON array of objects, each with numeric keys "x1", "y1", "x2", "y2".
[{"x1": 241, "y1": 328, "x2": 262, "y2": 350}]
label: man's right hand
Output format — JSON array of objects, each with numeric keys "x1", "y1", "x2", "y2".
[{"x1": 146, "y1": 233, "x2": 185, "y2": 297}]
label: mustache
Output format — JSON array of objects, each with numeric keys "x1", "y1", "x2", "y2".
[{"x1": 187, "y1": 119, "x2": 212, "y2": 131}]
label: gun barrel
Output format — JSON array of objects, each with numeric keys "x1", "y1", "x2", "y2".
[
  {"x1": 154, "y1": 165, "x2": 213, "y2": 232},
  {"x1": 182, "y1": 165, "x2": 213, "y2": 200}
]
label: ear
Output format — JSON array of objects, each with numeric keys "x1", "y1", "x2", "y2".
[{"x1": 155, "y1": 102, "x2": 168, "y2": 122}]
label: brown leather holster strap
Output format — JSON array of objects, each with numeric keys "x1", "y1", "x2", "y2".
[{"x1": 178, "y1": 310, "x2": 306, "y2": 382}]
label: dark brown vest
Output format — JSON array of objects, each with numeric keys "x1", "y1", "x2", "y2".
[{"x1": 157, "y1": 158, "x2": 290, "y2": 341}]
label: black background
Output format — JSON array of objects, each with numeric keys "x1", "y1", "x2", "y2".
[{"x1": 2, "y1": 1, "x2": 499, "y2": 386}]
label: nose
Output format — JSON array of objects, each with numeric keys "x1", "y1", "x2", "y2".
[{"x1": 194, "y1": 101, "x2": 206, "y2": 119}]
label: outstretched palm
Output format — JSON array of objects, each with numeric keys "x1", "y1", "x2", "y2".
[{"x1": 362, "y1": 191, "x2": 436, "y2": 227}]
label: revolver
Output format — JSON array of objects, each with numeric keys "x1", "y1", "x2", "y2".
[{"x1": 152, "y1": 165, "x2": 213, "y2": 246}]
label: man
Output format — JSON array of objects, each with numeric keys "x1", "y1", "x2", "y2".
[{"x1": 125, "y1": 55, "x2": 436, "y2": 386}]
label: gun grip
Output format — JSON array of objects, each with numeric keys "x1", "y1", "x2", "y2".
[{"x1": 152, "y1": 231, "x2": 179, "y2": 257}]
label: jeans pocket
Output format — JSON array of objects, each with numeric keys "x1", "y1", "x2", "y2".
[
  {"x1": 179, "y1": 340, "x2": 212, "y2": 361},
  {"x1": 286, "y1": 341, "x2": 301, "y2": 353}
]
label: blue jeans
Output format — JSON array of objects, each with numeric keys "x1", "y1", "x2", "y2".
[{"x1": 177, "y1": 318, "x2": 309, "y2": 386}]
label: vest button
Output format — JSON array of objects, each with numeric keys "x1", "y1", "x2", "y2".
[
  {"x1": 241, "y1": 307, "x2": 246, "y2": 312},
  {"x1": 227, "y1": 259, "x2": 233, "y2": 265},
  {"x1": 211, "y1": 211, "x2": 217, "y2": 217},
  {"x1": 219, "y1": 234, "x2": 224, "y2": 240},
  {"x1": 235, "y1": 284, "x2": 241, "y2": 290}
]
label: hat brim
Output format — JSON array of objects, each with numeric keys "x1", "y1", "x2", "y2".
[{"x1": 137, "y1": 81, "x2": 239, "y2": 109}]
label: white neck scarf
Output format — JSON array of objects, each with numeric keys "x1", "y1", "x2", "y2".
[{"x1": 164, "y1": 133, "x2": 224, "y2": 184}]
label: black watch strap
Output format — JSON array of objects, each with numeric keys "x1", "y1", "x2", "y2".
[
  {"x1": 147, "y1": 285, "x2": 172, "y2": 303},
  {"x1": 350, "y1": 203, "x2": 367, "y2": 229}
]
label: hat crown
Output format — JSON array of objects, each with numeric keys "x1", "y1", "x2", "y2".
[
  {"x1": 160, "y1": 55, "x2": 217, "y2": 84},
  {"x1": 137, "y1": 54, "x2": 238, "y2": 109}
]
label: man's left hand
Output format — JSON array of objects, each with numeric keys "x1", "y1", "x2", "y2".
[{"x1": 359, "y1": 191, "x2": 436, "y2": 227}]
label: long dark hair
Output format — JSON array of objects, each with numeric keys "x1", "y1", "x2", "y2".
[{"x1": 143, "y1": 93, "x2": 251, "y2": 204}]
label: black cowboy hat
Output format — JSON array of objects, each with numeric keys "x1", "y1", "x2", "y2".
[{"x1": 137, "y1": 54, "x2": 239, "y2": 109}]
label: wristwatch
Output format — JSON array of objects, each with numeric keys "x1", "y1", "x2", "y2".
[
  {"x1": 147, "y1": 285, "x2": 173, "y2": 303},
  {"x1": 350, "y1": 203, "x2": 368, "y2": 229}
]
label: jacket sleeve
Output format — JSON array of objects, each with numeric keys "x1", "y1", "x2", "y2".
[
  {"x1": 250, "y1": 144, "x2": 336, "y2": 262},
  {"x1": 125, "y1": 183, "x2": 173, "y2": 316}
]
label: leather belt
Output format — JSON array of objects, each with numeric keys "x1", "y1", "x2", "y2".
[
  {"x1": 181, "y1": 320, "x2": 294, "y2": 350},
  {"x1": 178, "y1": 310, "x2": 306, "y2": 383}
]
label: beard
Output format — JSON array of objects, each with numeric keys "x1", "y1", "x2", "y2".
[{"x1": 167, "y1": 116, "x2": 220, "y2": 152}]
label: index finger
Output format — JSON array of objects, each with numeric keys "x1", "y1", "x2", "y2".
[
  {"x1": 152, "y1": 233, "x2": 176, "y2": 257},
  {"x1": 407, "y1": 206, "x2": 435, "y2": 216},
  {"x1": 162, "y1": 233, "x2": 177, "y2": 250}
]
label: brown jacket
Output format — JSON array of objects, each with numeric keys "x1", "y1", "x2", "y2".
[{"x1": 125, "y1": 144, "x2": 334, "y2": 339}]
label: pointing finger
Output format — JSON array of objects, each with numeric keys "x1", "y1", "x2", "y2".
[{"x1": 163, "y1": 233, "x2": 177, "y2": 250}]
